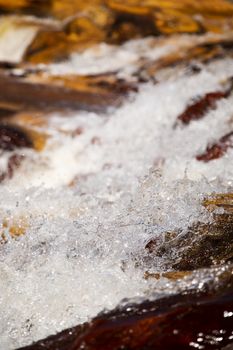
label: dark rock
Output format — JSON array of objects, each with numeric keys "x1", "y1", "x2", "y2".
[
  {"x1": 0, "y1": 124, "x2": 33, "y2": 151},
  {"x1": 17, "y1": 265, "x2": 233, "y2": 350}
]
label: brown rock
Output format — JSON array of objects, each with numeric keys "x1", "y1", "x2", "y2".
[
  {"x1": 0, "y1": 72, "x2": 137, "y2": 113},
  {"x1": 17, "y1": 265, "x2": 233, "y2": 350},
  {"x1": 145, "y1": 193, "x2": 233, "y2": 271},
  {"x1": 196, "y1": 131, "x2": 233, "y2": 162}
]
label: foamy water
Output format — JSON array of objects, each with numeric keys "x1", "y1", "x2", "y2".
[{"x1": 0, "y1": 36, "x2": 233, "y2": 349}]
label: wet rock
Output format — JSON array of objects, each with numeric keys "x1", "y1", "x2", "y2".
[
  {"x1": 1, "y1": 1, "x2": 233, "y2": 64},
  {"x1": 0, "y1": 72, "x2": 136, "y2": 112},
  {"x1": 0, "y1": 124, "x2": 33, "y2": 151},
  {"x1": 177, "y1": 88, "x2": 232, "y2": 125},
  {"x1": 175, "y1": 76, "x2": 233, "y2": 126},
  {"x1": 196, "y1": 132, "x2": 233, "y2": 162},
  {"x1": 17, "y1": 265, "x2": 233, "y2": 350},
  {"x1": 145, "y1": 194, "x2": 233, "y2": 271}
]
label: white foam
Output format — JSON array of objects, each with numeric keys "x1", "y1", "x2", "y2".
[{"x1": 0, "y1": 37, "x2": 233, "y2": 349}]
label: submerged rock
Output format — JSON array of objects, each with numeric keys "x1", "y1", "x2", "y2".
[{"x1": 146, "y1": 193, "x2": 233, "y2": 271}]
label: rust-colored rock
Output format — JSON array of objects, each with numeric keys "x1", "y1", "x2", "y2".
[
  {"x1": 175, "y1": 76, "x2": 233, "y2": 125},
  {"x1": 177, "y1": 90, "x2": 232, "y2": 125},
  {"x1": 196, "y1": 131, "x2": 233, "y2": 162}
]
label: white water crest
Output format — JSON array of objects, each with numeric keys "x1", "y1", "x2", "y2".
[{"x1": 0, "y1": 36, "x2": 233, "y2": 349}]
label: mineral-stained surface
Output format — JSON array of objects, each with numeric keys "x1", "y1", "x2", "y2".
[{"x1": 0, "y1": 1, "x2": 233, "y2": 350}]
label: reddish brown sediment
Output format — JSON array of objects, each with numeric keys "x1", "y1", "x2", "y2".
[
  {"x1": 196, "y1": 131, "x2": 233, "y2": 162},
  {"x1": 17, "y1": 268, "x2": 233, "y2": 350}
]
